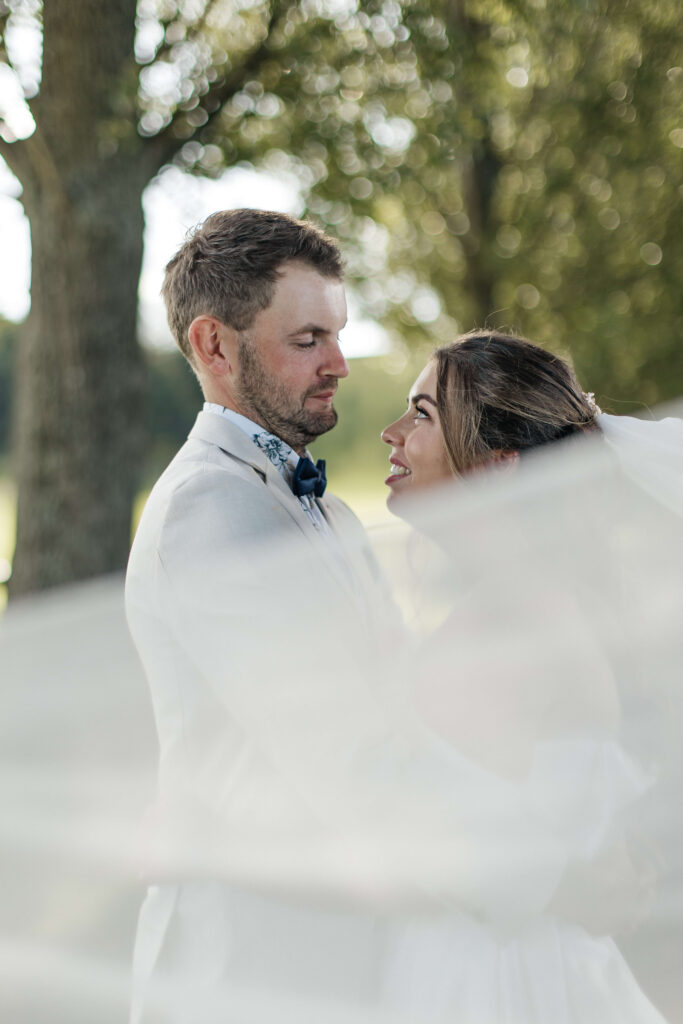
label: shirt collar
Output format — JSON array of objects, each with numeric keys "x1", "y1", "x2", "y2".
[{"x1": 203, "y1": 403, "x2": 299, "y2": 474}]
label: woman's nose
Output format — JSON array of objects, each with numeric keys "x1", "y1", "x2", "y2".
[{"x1": 381, "y1": 417, "x2": 402, "y2": 446}]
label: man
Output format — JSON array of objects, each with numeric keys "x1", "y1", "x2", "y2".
[{"x1": 126, "y1": 209, "x2": 402, "y2": 1023}]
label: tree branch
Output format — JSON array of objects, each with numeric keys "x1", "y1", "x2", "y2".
[
  {"x1": 0, "y1": 128, "x2": 30, "y2": 182},
  {"x1": 0, "y1": 129, "x2": 17, "y2": 163},
  {"x1": 0, "y1": 124, "x2": 70, "y2": 208},
  {"x1": 142, "y1": 0, "x2": 294, "y2": 175}
]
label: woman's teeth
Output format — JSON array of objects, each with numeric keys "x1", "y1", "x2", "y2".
[{"x1": 393, "y1": 464, "x2": 411, "y2": 476}]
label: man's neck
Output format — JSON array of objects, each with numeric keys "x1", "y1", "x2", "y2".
[
  {"x1": 202, "y1": 392, "x2": 310, "y2": 455},
  {"x1": 204, "y1": 403, "x2": 308, "y2": 456},
  {"x1": 203, "y1": 391, "x2": 253, "y2": 421}
]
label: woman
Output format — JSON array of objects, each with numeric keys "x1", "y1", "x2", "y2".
[
  {"x1": 382, "y1": 330, "x2": 599, "y2": 507},
  {"x1": 378, "y1": 330, "x2": 671, "y2": 1023}
]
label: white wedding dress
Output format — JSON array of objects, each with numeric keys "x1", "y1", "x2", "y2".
[
  {"x1": 372, "y1": 410, "x2": 683, "y2": 1024},
  {"x1": 2, "y1": 410, "x2": 682, "y2": 1023},
  {"x1": 380, "y1": 738, "x2": 666, "y2": 1023}
]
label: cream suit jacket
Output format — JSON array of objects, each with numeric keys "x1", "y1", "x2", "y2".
[
  {"x1": 125, "y1": 409, "x2": 396, "y2": 821},
  {"x1": 125, "y1": 409, "x2": 406, "y2": 1022}
]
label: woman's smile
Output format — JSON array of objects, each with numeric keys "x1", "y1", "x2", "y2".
[
  {"x1": 385, "y1": 457, "x2": 412, "y2": 485},
  {"x1": 381, "y1": 362, "x2": 451, "y2": 509}
]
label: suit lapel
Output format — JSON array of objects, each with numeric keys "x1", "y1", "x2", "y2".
[
  {"x1": 187, "y1": 411, "x2": 360, "y2": 606},
  {"x1": 189, "y1": 410, "x2": 271, "y2": 477},
  {"x1": 189, "y1": 410, "x2": 311, "y2": 532}
]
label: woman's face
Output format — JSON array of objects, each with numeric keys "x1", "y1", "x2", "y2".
[{"x1": 381, "y1": 361, "x2": 452, "y2": 509}]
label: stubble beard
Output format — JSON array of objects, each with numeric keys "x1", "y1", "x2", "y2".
[{"x1": 235, "y1": 338, "x2": 338, "y2": 452}]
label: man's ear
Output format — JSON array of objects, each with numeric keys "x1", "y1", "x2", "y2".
[{"x1": 187, "y1": 316, "x2": 237, "y2": 376}]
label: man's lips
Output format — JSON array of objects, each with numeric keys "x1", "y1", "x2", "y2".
[{"x1": 308, "y1": 389, "x2": 336, "y2": 401}]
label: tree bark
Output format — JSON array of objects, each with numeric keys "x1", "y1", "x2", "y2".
[
  {"x1": 446, "y1": 0, "x2": 500, "y2": 325},
  {"x1": 459, "y1": 138, "x2": 500, "y2": 323},
  {"x1": 5, "y1": 0, "x2": 149, "y2": 594}
]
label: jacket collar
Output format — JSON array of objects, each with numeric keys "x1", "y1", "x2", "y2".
[
  {"x1": 186, "y1": 409, "x2": 360, "y2": 606},
  {"x1": 188, "y1": 408, "x2": 332, "y2": 520},
  {"x1": 188, "y1": 409, "x2": 272, "y2": 476}
]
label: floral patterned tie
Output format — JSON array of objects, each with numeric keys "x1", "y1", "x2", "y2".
[{"x1": 252, "y1": 431, "x2": 291, "y2": 467}]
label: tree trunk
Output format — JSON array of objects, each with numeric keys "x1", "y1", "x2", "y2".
[
  {"x1": 460, "y1": 138, "x2": 500, "y2": 323},
  {"x1": 10, "y1": 166, "x2": 148, "y2": 594},
  {"x1": 4, "y1": 0, "x2": 150, "y2": 595},
  {"x1": 446, "y1": 0, "x2": 500, "y2": 326}
]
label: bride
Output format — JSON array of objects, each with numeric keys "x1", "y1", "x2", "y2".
[
  {"x1": 381, "y1": 330, "x2": 600, "y2": 505},
  {"x1": 377, "y1": 329, "x2": 677, "y2": 1022}
]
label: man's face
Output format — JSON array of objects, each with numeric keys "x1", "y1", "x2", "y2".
[{"x1": 233, "y1": 262, "x2": 349, "y2": 453}]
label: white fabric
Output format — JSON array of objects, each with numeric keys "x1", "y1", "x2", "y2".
[
  {"x1": 598, "y1": 412, "x2": 683, "y2": 512},
  {"x1": 380, "y1": 746, "x2": 662, "y2": 1023},
  {"x1": 3, "y1": 407, "x2": 683, "y2": 1023}
]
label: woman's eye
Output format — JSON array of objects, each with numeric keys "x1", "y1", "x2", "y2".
[
  {"x1": 296, "y1": 340, "x2": 316, "y2": 349},
  {"x1": 414, "y1": 405, "x2": 430, "y2": 420}
]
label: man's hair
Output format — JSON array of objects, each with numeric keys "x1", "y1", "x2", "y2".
[
  {"x1": 162, "y1": 209, "x2": 344, "y2": 361},
  {"x1": 433, "y1": 330, "x2": 599, "y2": 475}
]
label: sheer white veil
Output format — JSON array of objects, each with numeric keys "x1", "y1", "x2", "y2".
[
  {"x1": 598, "y1": 410, "x2": 683, "y2": 511},
  {"x1": 2, "y1": 403, "x2": 683, "y2": 1023}
]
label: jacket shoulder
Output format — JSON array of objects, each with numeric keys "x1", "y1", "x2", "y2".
[{"x1": 131, "y1": 439, "x2": 289, "y2": 562}]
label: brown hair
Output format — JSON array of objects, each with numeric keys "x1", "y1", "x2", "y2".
[
  {"x1": 162, "y1": 208, "x2": 344, "y2": 361},
  {"x1": 433, "y1": 331, "x2": 599, "y2": 475}
]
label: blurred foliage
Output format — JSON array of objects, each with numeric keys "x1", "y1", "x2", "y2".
[
  {"x1": 172, "y1": 0, "x2": 681, "y2": 407},
  {"x1": 2, "y1": 0, "x2": 682, "y2": 408},
  {"x1": 143, "y1": 345, "x2": 203, "y2": 478}
]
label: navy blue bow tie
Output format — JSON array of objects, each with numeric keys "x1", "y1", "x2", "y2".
[{"x1": 292, "y1": 457, "x2": 327, "y2": 498}]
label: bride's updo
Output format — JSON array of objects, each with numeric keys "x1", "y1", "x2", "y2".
[{"x1": 434, "y1": 331, "x2": 599, "y2": 475}]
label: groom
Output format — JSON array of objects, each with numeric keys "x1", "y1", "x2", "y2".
[{"x1": 125, "y1": 209, "x2": 398, "y2": 1022}]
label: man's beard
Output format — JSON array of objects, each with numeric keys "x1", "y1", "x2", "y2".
[{"x1": 235, "y1": 338, "x2": 338, "y2": 452}]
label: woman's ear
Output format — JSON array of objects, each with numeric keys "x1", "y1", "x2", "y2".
[
  {"x1": 490, "y1": 450, "x2": 520, "y2": 470},
  {"x1": 187, "y1": 316, "x2": 237, "y2": 376}
]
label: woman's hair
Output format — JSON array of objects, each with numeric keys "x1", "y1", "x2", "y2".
[{"x1": 433, "y1": 330, "x2": 599, "y2": 475}]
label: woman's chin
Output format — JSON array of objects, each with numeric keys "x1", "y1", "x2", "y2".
[
  {"x1": 386, "y1": 477, "x2": 458, "y2": 530},
  {"x1": 385, "y1": 483, "x2": 416, "y2": 519}
]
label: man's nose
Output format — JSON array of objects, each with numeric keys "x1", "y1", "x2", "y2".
[{"x1": 322, "y1": 341, "x2": 349, "y2": 379}]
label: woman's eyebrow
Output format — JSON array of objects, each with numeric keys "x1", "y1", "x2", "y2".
[{"x1": 408, "y1": 393, "x2": 438, "y2": 406}]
